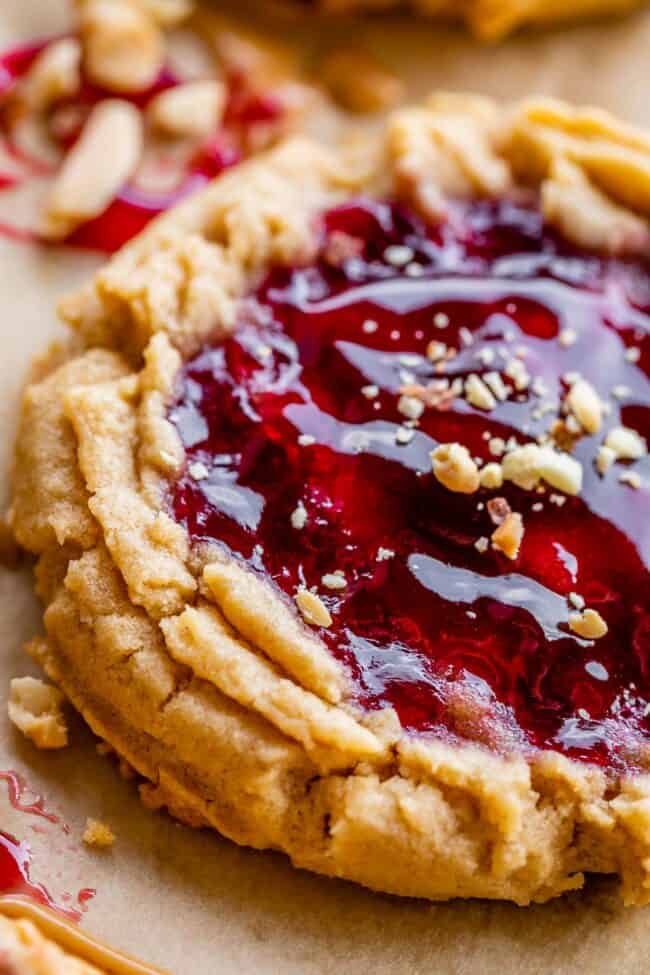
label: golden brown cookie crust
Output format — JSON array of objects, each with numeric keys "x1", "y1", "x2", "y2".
[
  {"x1": 0, "y1": 914, "x2": 105, "y2": 975},
  {"x1": 10, "y1": 97, "x2": 650, "y2": 907},
  {"x1": 296, "y1": 0, "x2": 647, "y2": 40}
]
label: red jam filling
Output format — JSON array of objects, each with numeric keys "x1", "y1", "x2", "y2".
[
  {"x1": 169, "y1": 197, "x2": 650, "y2": 772},
  {"x1": 0, "y1": 37, "x2": 286, "y2": 251}
]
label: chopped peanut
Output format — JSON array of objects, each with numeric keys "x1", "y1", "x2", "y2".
[
  {"x1": 596, "y1": 445, "x2": 616, "y2": 474},
  {"x1": 295, "y1": 588, "x2": 332, "y2": 628},
  {"x1": 567, "y1": 378, "x2": 602, "y2": 435},
  {"x1": 80, "y1": 0, "x2": 164, "y2": 94},
  {"x1": 465, "y1": 373, "x2": 496, "y2": 411},
  {"x1": 431, "y1": 443, "x2": 480, "y2": 494},
  {"x1": 479, "y1": 462, "x2": 503, "y2": 489},
  {"x1": 501, "y1": 443, "x2": 582, "y2": 496},
  {"x1": 20, "y1": 38, "x2": 81, "y2": 113},
  {"x1": 148, "y1": 80, "x2": 227, "y2": 139},
  {"x1": 487, "y1": 496, "x2": 511, "y2": 525},
  {"x1": 605, "y1": 425, "x2": 648, "y2": 460},
  {"x1": 569, "y1": 608, "x2": 608, "y2": 639},
  {"x1": 42, "y1": 99, "x2": 143, "y2": 240},
  {"x1": 491, "y1": 512, "x2": 524, "y2": 560}
]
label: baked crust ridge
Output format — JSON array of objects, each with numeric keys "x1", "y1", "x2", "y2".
[{"x1": 10, "y1": 96, "x2": 650, "y2": 906}]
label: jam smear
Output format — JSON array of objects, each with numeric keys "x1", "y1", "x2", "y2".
[
  {"x1": 0, "y1": 36, "x2": 287, "y2": 252},
  {"x1": 0, "y1": 833, "x2": 80, "y2": 921},
  {"x1": 170, "y1": 197, "x2": 650, "y2": 773},
  {"x1": 0, "y1": 771, "x2": 62, "y2": 828}
]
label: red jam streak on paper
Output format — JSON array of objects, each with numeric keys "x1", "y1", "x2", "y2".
[
  {"x1": 0, "y1": 833, "x2": 80, "y2": 921},
  {"x1": 169, "y1": 197, "x2": 650, "y2": 772},
  {"x1": 0, "y1": 771, "x2": 61, "y2": 827},
  {"x1": 0, "y1": 772, "x2": 92, "y2": 919},
  {"x1": 0, "y1": 37, "x2": 285, "y2": 251}
]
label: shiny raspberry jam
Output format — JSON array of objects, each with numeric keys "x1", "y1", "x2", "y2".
[{"x1": 169, "y1": 198, "x2": 650, "y2": 772}]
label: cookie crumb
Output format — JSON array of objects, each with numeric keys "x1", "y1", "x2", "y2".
[
  {"x1": 83, "y1": 818, "x2": 115, "y2": 849},
  {"x1": 8, "y1": 677, "x2": 68, "y2": 750}
]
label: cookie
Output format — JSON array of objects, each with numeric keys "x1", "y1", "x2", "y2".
[
  {"x1": 293, "y1": 0, "x2": 646, "y2": 39},
  {"x1": 10, "y1": 94, "x2": 650, "y2": 905},
  {"x1": 0, "y1": 899, "x2": 162, "y2": 974}
]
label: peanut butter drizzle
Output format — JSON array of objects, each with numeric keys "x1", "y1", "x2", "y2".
[{"x1": 0, "y1": 896, "x2": 168, "y2": 975}]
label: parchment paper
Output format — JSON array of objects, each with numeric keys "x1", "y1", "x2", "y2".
[{"x1": 2, "y1": 2, "x2": 650, "y2": 971}]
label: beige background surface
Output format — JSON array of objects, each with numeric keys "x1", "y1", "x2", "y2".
[{"x1": 2, "y1": 2, "x2": 650, "y2": 972}]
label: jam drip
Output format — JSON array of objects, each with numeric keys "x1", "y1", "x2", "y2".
[{"x1": 169, "y1": 197, "x2": 650, "y2": 772}]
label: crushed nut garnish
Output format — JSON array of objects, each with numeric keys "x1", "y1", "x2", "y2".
[
  {"x1": 604, "y1": 425, "x2": 647, "y2": 460},
  {"x1": 465, "y1": 373, "x2": 496, "y2": 411},
  {"x1": 376, "y1": 547, "x2": 395, "y2": 561},
  {"x1": 568, "y1": 592, "x2": 585, "y2": 610},
  {"x1": 501, "y1": 443, "x2": 583, "y2": 495},
  {"x1": 483, "y1": 371, "x2": 509, "y2": 402},
  {"x1": 619, "y1": 470, "x2": 642, "y2": 489},
  {"x1": 361, "y1": 384, "x2": 379, "y2": 399},
  {"x1": 433, "y1": 312, "x2": 449, "y2": 329},
  {"x1": 362, "y1": 319, "x2": 378, "y2": 334},
  {"x1": 488, "y1": 436, "x2": 506, "y2": 457},
  {"x1": 491, "y1": 511, "x2": 524, "y2": 560},
  {"x1": 295, "y1": 588, "x2": 332, "y2": 628},
  {"x1": 384, "y1": 244, "x2": 414, "y2": 267},
  {"x1": 395, "y1": 427, "x2": 415, "y2": 445},
  {"x1": 188, "y1": 460, "x2": 209, "y2": 481},
  {"x1": 596, "y1": 445, "x2": 616, "y2": 474},
  {"x1": 322, "y1": 572, "x2": 347, "y2": 590},
  {"x1": 625, "y1": 346, "x2": 641, "y2": 363},
  {"x1": 431, "y1": 443, "x2": 480, "y2": 494},
  {"x1": 479, "y1": 462, "x2": 503, "y2": 489},
  {"x1": 290, "y1": 500, "x2": 308, "y2": 530},
  {"x1": 487, "y1": 496, "x2": 511, "y2": 525},
  {"x1": 504, "y1": 358, "x2": 530, "y2": 391},
  {"x1": 297, "y1": 433, "x2": 316, "y2": 447},
  {"x1": 426, "y1": 340, "x2": 448, "y2": 363},
  {"x1": 558, "y1": 327, "x2": 577, "y2": 347},
  {"x1": 566, "y1": 378, "x2": 602, "y2": 434},
  {"x1": 569, "y1": 608, "x2": 608, "y2": 639},
  {"x1": 148, "y1": 79, "x2": 226, "y2": 138},
  {"x1": 474, "y1": 536, "x2": 489, "y2": 554},
  {"x1": 397, "y1": 394, "x2": 425, "y2": 421}
]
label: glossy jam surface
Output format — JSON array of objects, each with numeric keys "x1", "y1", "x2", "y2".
[
  {"x1": 0, "y1": 38, "x2": 285, "y2": 251},
  {"x1": 169, "y1": 198, "x2": 650, "y2": 772}
]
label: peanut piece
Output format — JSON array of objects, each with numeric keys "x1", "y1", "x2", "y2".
[
  {"x1": 81, "y1": 0, "x2": 164, "y2": 94},
  {"x1": 605, "y1": 425, "x2": 647, "y2": 460},
  {"x1": 43, "y1": 99, "x2": 143, "y2": 239},
  {"x1": 295, "y1": 588, "x2": 332, "y2": 628},
  {"x1": 491, "y1": 511, "x2": 524, "y2": 560},
  {"x1": 569, "y1": 608, "x2": 608, "y2": 639},
  {"x1": 148, "y1": 80, "x2": 226, "y2": 139},
  {"x1": 567, "y1": 378, "x2": 602, "y2": 434},
  {"x1": 431, "y1": 443, "x2": 480, "y2": 494},
  {"x1": 20, "y1": 38, "x2": 81, "y2": 113}
]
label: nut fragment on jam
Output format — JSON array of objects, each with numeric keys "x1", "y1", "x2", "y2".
[{"x1": 169, "y1": 196, "x2": 650, "y2": 773}]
